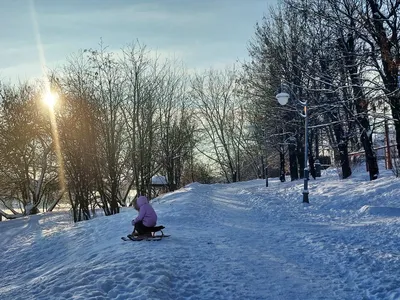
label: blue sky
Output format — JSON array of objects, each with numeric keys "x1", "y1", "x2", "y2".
[{"x1": 0, "y1": 0, "x2": 276, "y2": 81}]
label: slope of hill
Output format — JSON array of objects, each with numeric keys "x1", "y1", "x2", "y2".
[{"x1": 1, "y1": 164, "x2": 400, "y2": 300}]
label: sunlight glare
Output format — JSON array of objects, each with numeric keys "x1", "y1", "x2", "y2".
[
  {"x1": 30, "y1": 0, "x2": 66, "y2": 195},
  {"x1": 43, "y1": 91, "x2": 58, "y2": 108}
]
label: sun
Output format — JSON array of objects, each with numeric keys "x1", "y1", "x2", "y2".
[{"x1": 43, "y1": 91, "x2": 58, "y2": 108}]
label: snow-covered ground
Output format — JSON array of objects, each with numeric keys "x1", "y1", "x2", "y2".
[{"x1": 1, "y1": 163, "x2": 400, "y2": 300}]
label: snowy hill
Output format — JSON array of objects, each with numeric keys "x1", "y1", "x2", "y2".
[{"x1": 1, "y1": 164, "x2": 400, "y2": 300}]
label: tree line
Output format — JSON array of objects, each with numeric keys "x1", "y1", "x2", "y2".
[
  {"x1": 1, "y1": 0, "x2": 399, "y2": 221},
  {"x1": 243, "y1": 0, "x2": 399, "y2": 182},
  {"x1": 0, "y1": 43, "x2": 258, "y2": 222}
]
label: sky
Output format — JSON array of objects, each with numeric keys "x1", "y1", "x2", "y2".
[
  {"x1": 1, "y1": 160, "x2": 400, "y2": 299},
  {"x1": 0, "y1": 0, "x2": 275, "y2": 82}
]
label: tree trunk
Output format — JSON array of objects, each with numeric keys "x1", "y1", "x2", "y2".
[
  {"x1": 332, "y1": 122, "x2": 352, "y2": 179},
  {"x1": 297, "y1": 139, "x2": 305, "y2": 180},
  {"x1": 391, "y1": 102, "x2": 400, "y2": 159},
  {"x1": 308, "y1": 148, "x2": 316, "y2": 180},
  {"x1": 365, "y1": 0, "x2": 400, "y2": 159},
  {"x1": 261, "y1": 155, "x2": 265, "y2": 179},
  {"x1": 338, "y1": 142, "x2": 352, "y2": 179},
  {"x1": 110, "y1": 178, "x2": 119, "y2": 215},
  {"x1": 232, "y1": 171, "x2": 237, "y2": 183},
  {"x1": 315, "y1": 126, "x2": 319, "y2": 160},
  {"x1": 288, "y1": 143, "x2": 298, "y2": 181},
  {"x1": 338, "y1": 34, "x2": 379, "y2": 180},
  {"x1": 279, "y1": 149, "x2": 286, "y2": 182}
]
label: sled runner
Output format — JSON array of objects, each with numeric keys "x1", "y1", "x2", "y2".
[{"x1": 121, "y1": 225, "x2": 170, "y2": 241}]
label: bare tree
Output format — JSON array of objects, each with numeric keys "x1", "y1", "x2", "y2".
[
  {"x1": 0, "y1": 82, "x2": 62, "y2": 218},
  {"x1": 54, "y1": 52, "x2": 100, "y2": 222},
  {"x1": 356, "y1": 0, "x2": 400, "y2": 160},
  {"x1": 191, "y1": 67, "x2": 248, "y2": 182},
  {"x1": 120, "y1": 43, "x2": 161, "y2": 197},
  {"x1": 154, "y1": 61, "x2": 196, "y2": 191},
  {"x1": 83, "y1": 44, "x2": 130, "y2": 215}
]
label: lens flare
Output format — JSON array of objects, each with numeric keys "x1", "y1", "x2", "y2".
[{"x1": 30, "y1": 0, "x2": 66, "y2": 194}]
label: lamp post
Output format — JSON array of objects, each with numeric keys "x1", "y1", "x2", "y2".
[{"x1": 276, "y1": 90, "x2": 309, "y2": 203}]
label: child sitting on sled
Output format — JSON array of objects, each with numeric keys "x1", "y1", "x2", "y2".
[{"x1": 131, "y1": 195, "x2": 158, "y2": 237}]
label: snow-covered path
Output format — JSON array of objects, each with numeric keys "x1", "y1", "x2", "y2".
[
  {"x1": 1, "y1": 170, "x2": 400, "y2": 299},
  {"x1": 165, "y1": 183, "x2": 340, "y2": 300}
]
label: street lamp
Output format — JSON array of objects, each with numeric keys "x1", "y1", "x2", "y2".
[{"x1": 276, "y1": 87, "x2": 309, "y2": 203}]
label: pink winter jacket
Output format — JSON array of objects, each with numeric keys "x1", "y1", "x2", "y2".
[{"x1": 132, "y1": 196, "x2": 157, "y2": 227}]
